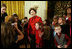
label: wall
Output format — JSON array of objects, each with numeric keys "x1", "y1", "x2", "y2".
[{"x1": 25, "y1": 1, "x2": 48, "y2": 21}]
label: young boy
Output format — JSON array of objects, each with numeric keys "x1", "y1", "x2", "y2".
[{"x1": 54, "y1": 24, "x2": 71, "y2": 48}]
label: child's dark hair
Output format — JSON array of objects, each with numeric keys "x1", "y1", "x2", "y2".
[{"x1": 29, "y1": 8, "x2": 37, "y2": 14}]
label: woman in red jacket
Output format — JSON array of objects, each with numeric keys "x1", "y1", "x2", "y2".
[{"x1": 28, "y1": 8, "x2": 43, "y2": 48}]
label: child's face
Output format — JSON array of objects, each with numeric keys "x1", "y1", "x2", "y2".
[
  {"x1": 35, "y1": 23, "x2": 39, "y2": 30},
  {"x1": 58, "y1": 18, "x2": 63, "y2": 24},
  {"x1": 54, "y1": 27, "x2": 61, "y2": 34}
]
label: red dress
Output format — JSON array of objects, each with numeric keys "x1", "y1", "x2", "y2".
[
  {"x1": 28, "y1": 15, "x2": 43, "y2": 44},
  {"x1": 35, "y1": 29, "x2": 42, "y2": 44}
]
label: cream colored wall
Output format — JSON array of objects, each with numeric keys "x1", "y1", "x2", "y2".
[{"x1": 25, "y1": 1, "x2": 48, "y2": 21}]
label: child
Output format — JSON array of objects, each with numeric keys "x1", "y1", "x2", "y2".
[
  {"x1": 8, "y1": 14, "x2": 24, "y2": 48},
  {"x1": 35, "y1": 22, "x2": 44, "y2": 48},
  {"x1": 22, "y1": 17, "x2": 29, "y2": 48},
  {"x1": 52, "y1": 17, "x2": 58, "y2": 36},
  {"x1": 54, "y1": 24, "x2": 71, "y2": 48},
  {"x1": 1, "y1": 22, "x2": 17, "y2": 48},
  {"x1": 52, "y1": 18, "x2": 58, "y2": 26},
  {"x1": 58, "y1": 16, "x2": 70, "y2": 37},
  {"x1": 58, "y1": 16, "x2": 66, "y2": 25},
  {"x1": 42, "y1": 20, "x2": 51, "y2": 48}
]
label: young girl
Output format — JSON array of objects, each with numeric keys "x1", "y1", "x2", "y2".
[
  {"x1": 58, "y1": 16, "x2": 70, "y2": 37},
  {"x1": 1, "y1": 22, "x2": 17, "y2": 48},
  {"x1": 35, "y1": 22, "x2": 44, "y2": 48},
  {"x1": 8, "y1": 14, "x2": 24, "y2": 48},
  {"x1": 52, "y1": 18, "x2": 58, "y2": 26},
  {"x1": 42, "y1": 20, "x2": 51, "y2": 48},
  {"x1": 52, "y1": 17, "x2": 58, "y2": 36},
  {"x1": 21, "y1": 17, "x2": 29, "y2": 48}
]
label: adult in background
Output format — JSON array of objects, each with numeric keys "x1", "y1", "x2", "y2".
[{"x1": 1, "y1": 3, "x2": 8, "y2": 23}]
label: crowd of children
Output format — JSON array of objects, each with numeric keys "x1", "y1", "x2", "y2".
[{"x1": 1, "y1": 4, "x2": 71, "y2": 48}]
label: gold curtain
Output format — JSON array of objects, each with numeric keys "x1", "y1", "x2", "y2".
[
  {"x1": 1, "y1": 1, "x2": 25, "y2": 22},
  {"x1": 46, "y1": 1, "x2": 48, "y2": 19}
]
